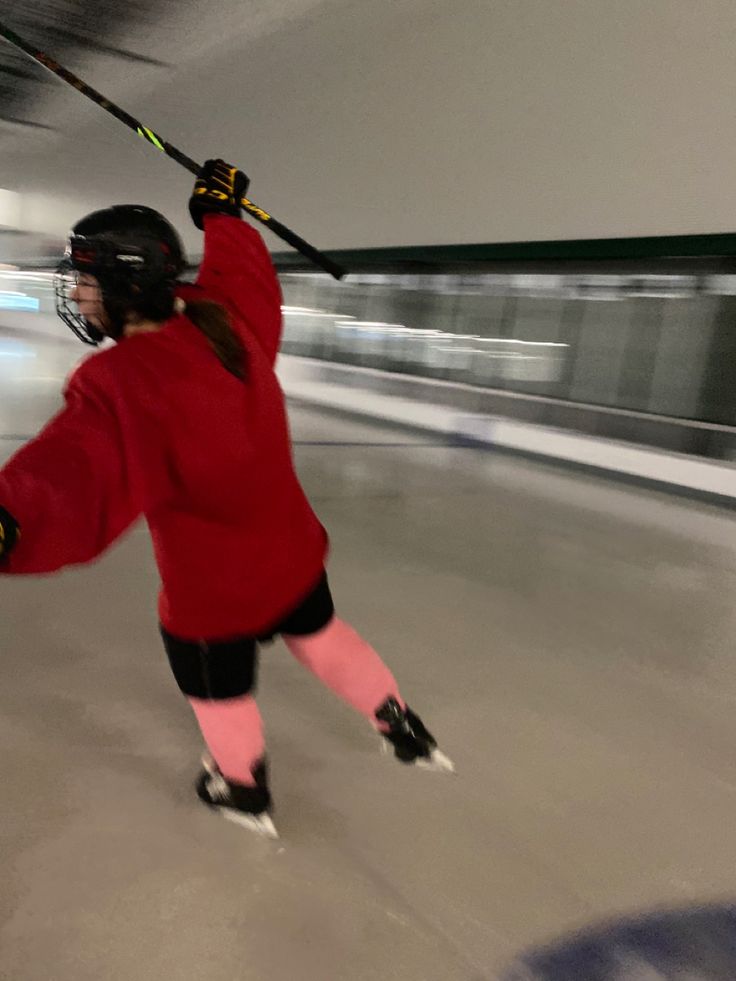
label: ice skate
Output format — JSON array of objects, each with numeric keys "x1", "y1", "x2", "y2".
[
  {"x1": 197, "y1": 755, "x2": 279, "y2": 839},
  {"x1": 375, "y1": 697, "x2": 455, "y2": 773}
]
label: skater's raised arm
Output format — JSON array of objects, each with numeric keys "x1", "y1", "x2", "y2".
[
  {"x1": 0, "y1": 363, "x2": 143, "y2": 574},
  {"x1": 190, "y1": 159, "x2": 283, "y2": 366}
]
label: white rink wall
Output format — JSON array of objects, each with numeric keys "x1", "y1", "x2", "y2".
[
  {"x1": 279, "y1": 355, "x2": 736, "y2": 503},
  {"x1": 3, "y1": 311, "x2": 734, "y2": 502}
]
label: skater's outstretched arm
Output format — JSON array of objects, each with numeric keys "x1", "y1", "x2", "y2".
[
  {"x1": 190, "y1": 160, "x2": 283, "y2": 366},
  {"x1": 0, "y1": 364, "x2": 142, "y2": 574}
]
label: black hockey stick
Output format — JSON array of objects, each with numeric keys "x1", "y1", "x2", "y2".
[{"x1": 0, "y1": 20, "x2": 346, "y2": 280}]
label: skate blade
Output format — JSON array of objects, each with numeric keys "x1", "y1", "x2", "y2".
[
  {"x1": 201, "y1": 755, "x2": 279, "y2": 839},
  {"x1": 379, "y1": 739, "x2": 456, "y2": 773},
  {"x1": 222, "y1": 808, "x2": 280, "y2": 840},
  {"x1": 416, "y1": 748, "x2": 456, "y2": 773}
]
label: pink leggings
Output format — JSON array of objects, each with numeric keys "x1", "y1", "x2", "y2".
[{"x1": 188, "y1": 616, "x2": 402, "y2": 786}]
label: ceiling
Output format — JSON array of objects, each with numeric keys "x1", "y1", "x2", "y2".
[
  {"x1": 0, "y1": 0, "x2": 348, "y2": 253},
  {"x1": 0, "y1": 1, "x2": 179, "y2": 131},
  {"x1": 4, "y1": 0, "x2": 735, "y2": 255},
  {"x1": 0, "y1": 0, "x2": 331, "y2": 139}
]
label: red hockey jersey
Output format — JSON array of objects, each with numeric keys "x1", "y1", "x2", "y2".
[{"x1": 0, "y1": 215, "x2": 328, "y2": 639}]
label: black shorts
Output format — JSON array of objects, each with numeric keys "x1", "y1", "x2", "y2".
[
  {"x1": 256, "y1": 570, "x2": 335, "y2": 641},
  {"x1": 160, "y1": 570, "x2": 335, "y2": 699}
]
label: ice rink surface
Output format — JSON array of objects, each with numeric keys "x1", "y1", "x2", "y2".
[{"x1": 1, "y1": 326, "x2": 735, "y2": 980}]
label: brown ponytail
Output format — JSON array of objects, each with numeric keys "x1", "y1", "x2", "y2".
[{"x1": 183, "y1": 299, "x2": 246, "y2": 380}]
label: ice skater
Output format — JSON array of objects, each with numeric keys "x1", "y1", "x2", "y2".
[{"x1": 0, "y1": 159, "x2": 452, "y2": 837}]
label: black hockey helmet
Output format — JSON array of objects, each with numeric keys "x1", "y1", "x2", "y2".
[{"x1": 55, "y1": 204, "x2": 186, "y2": 344}]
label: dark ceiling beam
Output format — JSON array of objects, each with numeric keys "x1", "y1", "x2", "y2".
[
  {"x1": 41, "y1": 26, "x2": 170, "y2": 67},
  {"x1": 0, "y1": 114, "x2": 56, "y2": 130},
  {"x1": 8, "y1": 15, "x2": 170, "y2": 68},
  {"x1": 0, "y1": 63, "x2": 50, "y2": 83}
]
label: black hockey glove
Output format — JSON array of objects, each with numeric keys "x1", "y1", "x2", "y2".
[
  {"x1": 189, "y1": 159, "x2": 250, "y2": 231},
  {"x1": 0, "y1": 506, "x2": 19, "y2": 561}
]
